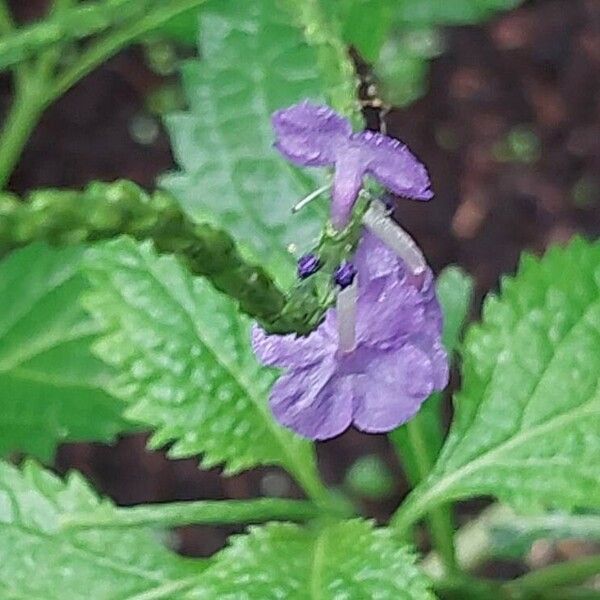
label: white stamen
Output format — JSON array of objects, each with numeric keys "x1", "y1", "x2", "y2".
[
  {"x1": 363, "y1": 202, "x2": 427, "y2": 275},
  {"x1": 292, "y1": 183, "x2": 331, "y2": 213},
  {"x1": 337, "y1": 277, "x2": 358, "y2": 353}
]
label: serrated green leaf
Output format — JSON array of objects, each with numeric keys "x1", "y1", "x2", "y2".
[
  {"x1": 161, "y1": 0, "x2": 359, "y2": 288},
  {"x1": 394, "y1": 238, "x2": 600, "y2": 530},
  {"x1": 0, "y1": 244, "x2": 130, "y2": 460},
  {"x1": 83, "y1": 237, "x2": 321, "y2": 492},
  {"x1": 186, "y1": 519, "x2": 434, "y2": 599},
  {"x1": 0, "y1": 459, "x2": 207, "y2": 599}
]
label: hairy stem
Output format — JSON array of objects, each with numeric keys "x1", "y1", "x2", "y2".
[
  {"x1": 399, "y1": 417, "x2": 458, "y2": 573},
  {"x1": 60, "y1": 498, "x2": 320, "y2": 530}
]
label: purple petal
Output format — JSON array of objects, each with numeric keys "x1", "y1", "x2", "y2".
[
  {"x1": 407, "y1": 334, "x2": 449, "y2": 390},
  {"x1": 354, "y1": 131, "x2": 433, "y2": 200},
  {"x1": 352, "y1": 232, "x2": 434, "y2": 348},
  {"x1": 353, "y1": 344, "x2": 435, "y2": 433},
  {"x1": 272, "y1": 101, "x2": 351, "y2": 167},
  {"x1": 356, "y1": 276, "x2": 426, "y2": 348},
  {"x1": 331, "y1": 150, "x2": 365, "y2": 229},
  {"x1": 270, "y1": 361, "x2": 353, "y2": 440},
  {"x1": 252, "y1": 323, "x2": 333, "y2": 369},
  {"x1": 353, "y1": 230, "x2": 405, "y2": 283}
]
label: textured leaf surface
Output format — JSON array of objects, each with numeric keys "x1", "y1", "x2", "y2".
[
  {"x1": 396, "y1": 239, "x2": 600, "y2": 526},
  {"x1": 162, "y1": 0, "x2": 358, "y2": 288},
  {"x1": 0, "y1": 244, "x2": 129, "y2": 460},
  {"x1": 186, "y1": 520, "x2": 433, "y2": 599},
  {"x1": 83, "y1": 238, "x2": 318, "y2": 482},
  {"x1": 0, "y1": 460, "x2": 205, "y2": 599}
]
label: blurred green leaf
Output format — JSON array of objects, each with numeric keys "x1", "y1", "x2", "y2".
[
  {"x1": 375, "y1": 28, "x2": 442, "y2": 107},
  {"x1": 438, "y1": 266, "x2": 475, "y2": 354},
  {"x1": 0, "y1": 243, "x2": 130, "y2": 460},
  {"x1": 0, "y1": 459, "x2": 208, "y2": 598},
  {"x1": 394, "y1": 0, "x2": 523, "y2": 27},
  {"x1": 161, "y1": 0, "x2": 359, "y2": 288},
  {"x1": 345, "y1": 454, "x2": 396, "y2": 500},
  {"x1": 332, "y1": 0, "x2": 524, "y2": 106},
  {"x1": 333, "y1": 0, "x2": 396, "y2": 62},
  {"x1": 158, "y1": 10, "x2": 199, "y2": 45},
  {"x1": 83, "y1": 237, "x2": 321, "y2": 493},
  {"x1": 186, "y1": 520, "x2": 434, "y2": 599}
]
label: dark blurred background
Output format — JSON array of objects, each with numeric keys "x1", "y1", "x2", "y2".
[{"x1": 1, "y1": 0, "x2": 599, "y2": 568}]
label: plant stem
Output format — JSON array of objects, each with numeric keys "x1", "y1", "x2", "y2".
[
  {"x1": 504, "y1": 555, "x2": 600, "y2": 598},
  {"x1": 0, "y1": 80, "x2": 46, "y2": 189},
  {"x1": 60, "y1": 498, "x2": 320, "y2": 530},
  {"x1": 400, "y1": 416, "x2": 458, "y2": 574},
  {"x1": 391, "y1": 478, "x2": 442, "y2": 533},
  {"x1": 0, "y1": 0, "x2": 14, "y2": 34},
  {"x1": 47, "y1": 0, "x2": 207, "y2": 101},
  {"x1": 423, "y1": 504, "x2": 512, "y2": 578},
  {"x1": 0, "y1": 0, "x2": 207, "y2": 190},
  {"x1": 434, "y1": 574, "x2": 509, "y2": 600}
]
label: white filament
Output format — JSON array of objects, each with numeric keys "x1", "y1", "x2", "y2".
[
  {"x1": 337, "y1": 277, "x2": 358, "y2": 353},
  {"x1": 292, "y1": 183, "x2": 331, "y2": 213},
  {"x1": 363, "y1": 202, "x2": 427, "y2": 275}
]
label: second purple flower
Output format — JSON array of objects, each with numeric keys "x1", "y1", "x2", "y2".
[{"x1": 253, "y1": 232, "x2": 448, "y2": 440}]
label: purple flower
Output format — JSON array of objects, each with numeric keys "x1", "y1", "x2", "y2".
[
  {"x1": 297, "y1": 253, "x2": 321, "y2": 279},
  {"x1": 272, "y1": 101, "x2": 433, "y2": 229},
  {"x1": 252, "y1": 232, "x2": 448, "y2": 440},
  {"x1": 333, "y1": 261, "x2": 357, "y2": 289}
]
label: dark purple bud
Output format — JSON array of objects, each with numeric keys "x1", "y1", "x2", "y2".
[
  {"x1": 380, "y1": 192, "x2": 396, "y2": 213},
  {"x1": 297, "y1": 253, "x2": 321, "y2": 279},
  {"x1": 334, "y1": 261, "x2": 357, "y2": 289}
]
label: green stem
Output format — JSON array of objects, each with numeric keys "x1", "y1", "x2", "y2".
[
  {"x1": 400, "y1": 417, "x2": 458, "y2": 574},
  {"x1": 423, "y1": 504, "x2": 512, "y2": 578},
  {"x1": 0, "y1": 80, "x2": 46, "y2": 189},
  {"x1": 60, "y1": 498, "x2": 320, "y2": 530},
  {"x1": 47, "y1": 0, "x2": 207, "y2": 102},
  {"x1": 504, "y1": 555, "x2": 600, "y2": 598},
  {"x1": 434, "y1": 574, "x2": 509, "y2": 600},
  {"x1": 0, "y1": 0, "x2": 152, "y2": 70},
  {"x1": 0, "y1": 0, "x2": 14, "y2": 34},
  {"x1": 0, "y1": 0, "x2": 207, "y2": 190}
]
